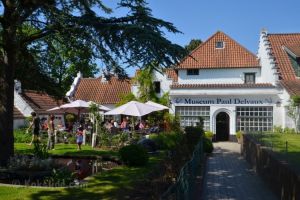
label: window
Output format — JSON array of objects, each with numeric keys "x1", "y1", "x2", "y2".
[
  {"x1": 154, "y1": 81, "x2": 160, "y2": 94},
  {"x1": 287, "y1": 53, "x2": 300, "y2": 77},
  {"x1": 187, "y1": 69, "x2": 199, "y2": 75},
  {"x1": 175, "y1": 106, "x2": 210, "y2": 130},
  {"x1": 244, "y1": 73, "x2": 255, "y2": 84},
  {"x1": 216, "y1": 41, "x2": 224, "y2": 49},
  {"x1": 236, "y1": 107, "x2": 273, "y2": 132}
]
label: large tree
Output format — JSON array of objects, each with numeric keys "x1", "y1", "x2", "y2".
[{"x1": 0, "y1": 0, "x2": 186, "y2": 166}]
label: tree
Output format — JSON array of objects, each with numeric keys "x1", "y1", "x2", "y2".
[
  {"x1": 0, "y1": 0, "x2": 186, "y2": 166},
  {"x1": 287, "y1": 95, "x2": 300, "y2": 133},
  {"x1": 184, "y1": 39, "x2": 202, "y2": 53}
]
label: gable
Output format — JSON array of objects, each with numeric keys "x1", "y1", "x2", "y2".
[{"x1": 178, "y1": 31, "x2": 260, "y2": 69}]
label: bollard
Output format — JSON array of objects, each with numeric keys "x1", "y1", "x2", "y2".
[
  {"x1": 92, "y1": 133, "x2": 97, "y2": 148},
  {"x1": 83, "y1": 130, "x2": 86, "y2": 145}
]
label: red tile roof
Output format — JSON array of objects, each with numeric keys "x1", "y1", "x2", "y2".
[
  {"x1": 268, "y1": 33, "x2": 300, "y2": 80},
  {"x1": 73, "y1": 76, "x2": 131, "y2": 104},
  {"x1": 177, "y1": 31, "x2": 260, "y2": 69},
  {"x1": 21, "y1": 90, "x2": 64, "y2": 115},
  {"x1": 14, "y1": 107, "x2": 25, "y2": 119},
  {"x1": 165, "y1": 69, "x2": 178, "y2": 82},
  {"x1": 170, "y1": 83, "x2": 275, "y2": 89},
  {"x1": 267, "y1": 33, "x2": 300, "y2": 95}
]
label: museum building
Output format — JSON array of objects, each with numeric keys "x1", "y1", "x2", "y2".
[{"x1": 136, "y1": 31, "x2": 300, "y2": 140}]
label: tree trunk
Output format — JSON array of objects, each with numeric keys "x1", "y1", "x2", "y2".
[{"x1": 0, "y1": 4, "x2": 18, "y2": 166}]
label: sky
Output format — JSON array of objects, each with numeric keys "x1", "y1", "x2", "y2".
[{"x1": 100, "y1": 0, "x2": 300, "y2": 76}]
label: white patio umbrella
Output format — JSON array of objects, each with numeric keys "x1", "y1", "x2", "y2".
[
  {"x1": 104, "y1": 101, "x2": 161, "y2": 117},
  {"x1": 145, "y1": 101, "x2": 169, "y2": 110},
  {"x1": 87, "y1": 101, "x2": 111, "y2": 111}
]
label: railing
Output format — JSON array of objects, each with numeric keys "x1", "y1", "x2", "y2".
[{"x1": 160, "y1": 138, "x2": 203, "y2": 200}]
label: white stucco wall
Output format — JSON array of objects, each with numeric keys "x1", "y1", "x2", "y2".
[
  {"x1": 177, "y1": 68, "x2": 262, "y2": 84},
  {"x1": 13, "y1": 119, "x2": 26, "y2": 129},
  {"x1": 257, "y1": 31, "x2": 279, "y2": 85},
  {"x1": 153, "y1": 71, "x2": 173, "y2": 97}
]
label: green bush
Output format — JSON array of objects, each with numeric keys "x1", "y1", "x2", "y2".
[
  {"x1": 203, "y1": 137, "x2": 213, "y2": 153},
  {"x1": 283, "y1": 127, "x2": 297, "y2": 134},
  {"x1": 33, "y1": 141, "x2": 49, "y2": 159},
  {"x1": 204, "y1": 131, "x2": 214, "y2": 139},
  {"x1": 149, "y1": 131, "x2": 183, "y2": 150},
  {"x1": 236, "y1": 131, "x2": 243, "y2": 139},
  {"x1": 65, "y1": 114, "x2": 75, "y2": 123},
  {"x1": 184, "y1": 126, "x2": 203, "y2": 153},
  {"x1": 14, "y1": 128, "x2": 32, "y2": 143},
  {"x1": 119, "y1": 144, "x2": 149, "y2": 166},
  {"x1": 274, "y1": 126, "x2": 284, "y2": 134}
]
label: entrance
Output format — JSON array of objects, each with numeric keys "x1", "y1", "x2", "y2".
[{"x1": 216, "y1": 112, "x2": 230, "y2": 141}]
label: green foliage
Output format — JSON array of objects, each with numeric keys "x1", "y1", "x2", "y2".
[
  {"x1": 99, "y1": 127, "x2": 112, "y2": 147},
  {"x1": 65, "y1": 114, "x2": 75, "y2": 123},
  {"x1": 119, "y1": 144, "x2": 149, "y2": 166},
  {"x1": 149, "y1": 131, "x2": 183, "y2": 150},
  {"x1": 7, "y1": 155, "x2": 55, "y2": 171},
  {"x1": 116, "y1": 92, "x2": 137, "y2": 106},
  {"x1": 14, "y1": 128, "x2": 31, "y2": 143},
  {"x1": 134, "y1": 66, "x2": 158, "y2": 102},
  {"x1": 203, "y1": 137, "x2": 213, "y2": 153},
  {"x1": 236, "y1": 131, "x2": 243, "y2": 139},
  {"x1": 45, "y1": 168, "x2": 75, "y2": 186},
  {"x1": 163, "y1": 113, "x2": 181, "y2": 132},
  {"x1": 273, "y1": 126, "x2": 297, "y2": 134},
  {"x1": 184, "y1": 126, "x2": 203, "y2": 153},
  {"x1": 33, "y1": 142, "x2": 49, "y2": 159},
  {"x1": 204, "y1": 131, "x2": 214, "y2": 139},
  {"x1": 184, "y1": 39, "x2": 202, "y2": 53},
  {"x1": 292, "y1": 95, "x2": 300, "y2": 105},
  {"x1": 274, "y1": 126, "x2": 284, "y2": 134}
]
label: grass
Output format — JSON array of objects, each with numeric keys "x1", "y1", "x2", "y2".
[
  {"x1": 15, "y1": 143, "x2": 118, "y2": 157},
  {"x1": 249, "y1": 133, "x2": 300, "y2": 167},
  {"x1": 0, "y1": 153, "x2": 164, "y2": 200}
]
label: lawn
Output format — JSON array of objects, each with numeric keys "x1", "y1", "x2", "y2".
[
  {"x1": 15, "y1": 143, "x2": 118, "y2": 157},
  {"x1": 249, "y1": 133, "x2": 300, "y2": 167},
  {"x1": 0, "y1": 152, "x2": 164, "y2": 200}
]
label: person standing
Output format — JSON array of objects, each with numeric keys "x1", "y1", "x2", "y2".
[
  {"x1": 47, "y1": 115, "x2": 55, "y2": 150},
  {"x1": 27, "y1": 112, "x2": 41, "y2": 145},
  {"x1": 76, "y1": 125, "x2": 84, "y2": 150}
]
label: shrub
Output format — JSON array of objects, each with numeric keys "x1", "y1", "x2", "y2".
[
  {"x1": 283, "y1": 127, "x2": 297, "y2": 134},
  {"x1": 65, "y1": 114, "x2": 75, "y2": 123},
  {"x1": 149, "y1": 131, "x2": 183, "y2": 150},
  {"x1": 274, "y1": 126, "x2": 284, "y2": 134},
  {"x1": 203, "y1": 137, "x2": 213, "y2": 153},
  {"x1": 236, "y1": 131, "x2": 243, "y2": 139},
  {"x1": 33, "y1": 141, "x2": 49, "y2": 159},
  {"x1": 119, "y1": 144, "x2": 149, "y2": 166},
  {"x1": 204, "y1": 131, "x2": 214, "y2": 139},
  {"x1": 14, "y1": 128, "x2": 32, "y2": 143},
  {"x1": 184, "y1": 126, "x2": 203, "y2": 153},
  {"x1": 45, "y1": 168, "x2": 75, "y2": 186}
]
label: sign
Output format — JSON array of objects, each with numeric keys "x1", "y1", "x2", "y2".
[{"x1": 172, "y1": 97, "x2": 273, "y2": 105}]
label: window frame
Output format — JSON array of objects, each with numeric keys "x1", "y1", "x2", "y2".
[
  {"x1": 187, "y1": 69, "x2": 199, "y2": 76},
  {"x1": 244, "y1": 73, "x2": 256, "y2": 84},
  {"x1": 215, "y1": 41, "x2": 225, "y2": 49}
]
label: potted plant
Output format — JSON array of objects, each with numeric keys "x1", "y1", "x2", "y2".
[
  {"x1": 236, "y1": 131, "x2": 243, "y2": 144},
  {"x1": 204, "y1": 131, "x2": 214, "y2": 142}
]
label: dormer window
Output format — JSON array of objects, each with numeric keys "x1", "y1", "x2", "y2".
[
  {"x1": 187, "y1": 69, "x2": 199, "y2": 75},
  {"x1": 216, "y1": 41, "x2": 224, "y2": 49},
  {"x1": 244, "y1": 73, "x2": 256, "y2": 84},
  {"x1": 284, "y1": 46, "x2": 300, "y2": 77}
]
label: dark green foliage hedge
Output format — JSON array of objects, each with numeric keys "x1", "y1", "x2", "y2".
[
  {"x1": 149, "y1": 131, "x2": 183, "y2": 150},
  {"x1": 119, "y1": 144, "x2": 149, "y2": 167},
  {"x1": 184, "y1": 126, "x2": 203, "y2": 153},
  {"x1": 203, "y1": 137, "x2": 213, "y2": 153}
]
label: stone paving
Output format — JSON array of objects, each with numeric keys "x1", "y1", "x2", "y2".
[{"x1": 201, "y1": 142, "x2": 278, "y2": 200}]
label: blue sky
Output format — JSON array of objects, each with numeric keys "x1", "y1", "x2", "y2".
[{"x1": 103, "y1": 0, "x2": 300, "y2": 76}]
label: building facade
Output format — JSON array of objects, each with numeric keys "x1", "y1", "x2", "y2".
[{"x1": 134, "y1": 31, "x2": 300, "y2": 140}]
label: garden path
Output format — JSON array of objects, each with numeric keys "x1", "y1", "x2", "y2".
[{"x1": 201, "y1": 142, "x2": 278, "y2": 200}]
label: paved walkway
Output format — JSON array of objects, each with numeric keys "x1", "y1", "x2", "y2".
[{"x1": 202, "y1": 142, "x2": 278, "y2": 200}]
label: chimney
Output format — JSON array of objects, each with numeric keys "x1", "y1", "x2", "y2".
[{"x1": 14, "y1": 80, "x2": 22, "y2": 94}]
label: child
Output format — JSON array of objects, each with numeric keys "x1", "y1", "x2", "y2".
[{"x1": 76, "y1": 125, "x2": 84, "y2": 150}]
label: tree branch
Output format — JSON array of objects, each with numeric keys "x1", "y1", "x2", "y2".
[{"x1": 21, "y1": 28, "x2": 54, "y2": 45}]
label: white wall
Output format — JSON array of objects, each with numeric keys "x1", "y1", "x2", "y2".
[
  {"x1": 152, "y1": 71, "x2": 173, "y2": 97},
  {"x1": 177, "y1": 68, "x2": 262, "y2": 84},
  {"x1": 14, "y1": 90, "x2": 34, "y2": 117},
  {"x1": 257, "y1": 31, "x2": 279, "y2": 85},
  {"x1": 13, "y1": 119, "x2": 26, "y2": 129}
]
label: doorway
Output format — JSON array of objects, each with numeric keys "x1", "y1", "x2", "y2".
[{"x1": 216, "y1": 112, "x2": 230, "y2": 141}]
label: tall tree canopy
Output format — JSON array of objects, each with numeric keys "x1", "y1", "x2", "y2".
[
  {"x1": 0, "y1": 0, "x2": 186, "y2": 166},
  {"x1": 185, "y1": 39, "x2": 202, "y2": 53}
]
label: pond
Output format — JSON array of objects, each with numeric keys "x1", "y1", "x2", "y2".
[{"x1": 0, "y1": 155, "x2": 121, "y2": 187}]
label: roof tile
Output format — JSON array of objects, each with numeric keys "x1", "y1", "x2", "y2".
[
  {"x1": 170, "y1": 83, "x2": 275, "y2": 89},
  {"x1": 73, "y1": 76, "x2": 131, "y2": 104},
  {"x1": 178, "y1": 31, "x2": 260, "y2": 69}
]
